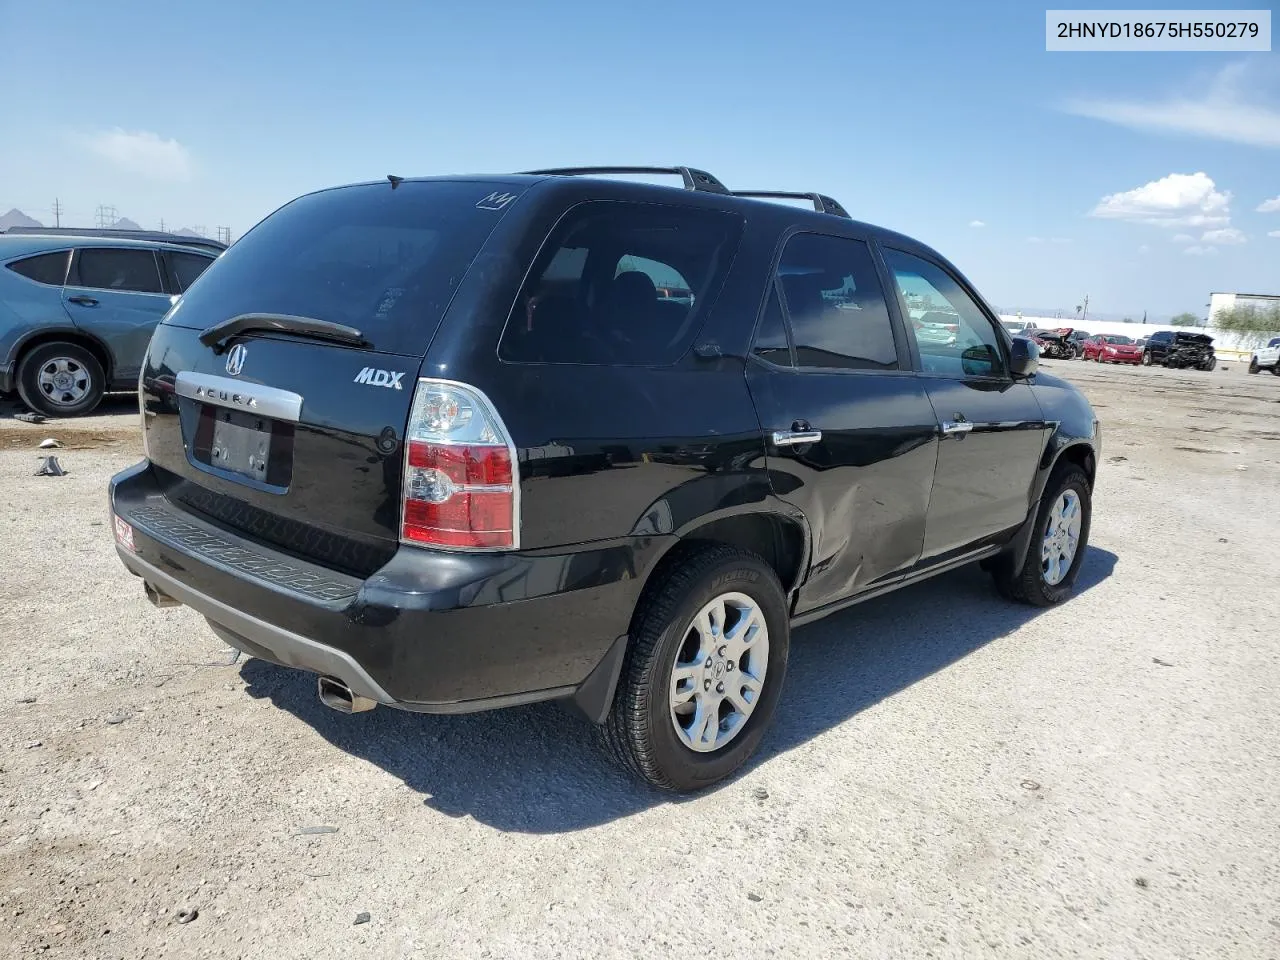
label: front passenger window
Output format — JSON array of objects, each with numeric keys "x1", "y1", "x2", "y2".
[{"x1": 882, "y1": 248, "x2": 1007, "y2": 378}]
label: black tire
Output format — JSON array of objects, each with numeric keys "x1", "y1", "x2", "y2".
[
  {"x1": 1272, "y1": 364, "x2": 1280, "y2": 377},
  {"x1": 600, "y1": 544, "x2": 790, "y2": 792},
  {"x1": 1202, "y1": 357, "x2": 1216, "y2": 372},
  {"x1": 1248, "y1": 358, "x2": 1259, "y2": 374},
  {"x1": 16, "y1": 341, "x2": 106, "y2": 418},
  {"x1": 1141, "y1": 351, "x2": 1152, "y2": 366},
  {"x1": 991, "y1": 465, "x2": 1092, "y2": 608}
]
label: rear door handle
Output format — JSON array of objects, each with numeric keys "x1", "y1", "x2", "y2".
[
  {"x1": 941, "y1": 420, "x2": 973, "y2": 436},
  {"x1": 67, "y1": 295, "x2": 99, "y2": 307},
  {"x1": 772, "y1": 429, "x2": 823, "y2": 446}
]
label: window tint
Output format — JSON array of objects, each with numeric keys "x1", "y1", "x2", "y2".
[
  {"x1": 882, "y1": 248, "x2": 1006, "y2": 378},
  {"x1": 7, "y1": 251, "x2": 69, "y2": 286},
  {"x1": 500, "y1": 202, "x2": 742, "y2": 365},
  {"x1": 751, "y1": 285, "x2": 792, "y2": 366},
  {"x1": 169, "y1": 252, "x2": 215, "y2": 292},
  {"x1": 774, "y1": 234, "x2": 898, "y2": 371},
  {"x1": 76, "y1": 248, "x2": 163, "y2": 294}
]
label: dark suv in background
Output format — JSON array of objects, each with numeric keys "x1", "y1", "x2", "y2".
[
  {"x1": 0, "y1": 232, "x2": 221, "y2": 417},
  {"x1": 1141, "y1": 329, "x2": 1216, "y2": 370},
  {"x1": 109, "y1": 166, "x2": 1100, "y2": 791}
]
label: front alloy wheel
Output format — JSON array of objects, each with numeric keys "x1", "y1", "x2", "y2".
[
  {"x1": 1041, "y1": 490, "x2": 1082, "y2": 586},
  {"x1": 990, "y1": 463, "x2": 1092, "y2": 607}
]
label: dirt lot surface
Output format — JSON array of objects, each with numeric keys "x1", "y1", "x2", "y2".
[{"x1": 2, "y1": 364, "x2": 1279, "y2": 959}]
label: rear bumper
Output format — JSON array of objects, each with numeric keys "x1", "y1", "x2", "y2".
[{"x1": 109, "y1": 461, "x2": 665, "y2": 716}]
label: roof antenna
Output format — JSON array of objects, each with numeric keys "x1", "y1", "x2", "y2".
[{"x1": 387, "y1": 174, "x2": 404, "y2": 190}]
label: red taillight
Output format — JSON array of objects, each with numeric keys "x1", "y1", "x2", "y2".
[{"x1": 401, "y1": 379, "x2": 518, "y2": 551}]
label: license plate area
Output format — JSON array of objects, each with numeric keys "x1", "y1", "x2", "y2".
[{"x1": 192, "y1": 405, "x2": 294, "y2": 490}]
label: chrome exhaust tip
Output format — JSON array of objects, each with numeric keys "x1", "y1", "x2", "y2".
[
  {"x1": 317, "y1": 676, "x2": 376, "y2": 714},
  {"x1": 144, "y1": 581, "x2": 181, "y2": 609}
]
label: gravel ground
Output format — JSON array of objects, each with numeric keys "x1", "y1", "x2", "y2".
[{"x1": 2, "y1": 363, "x2": 1279, "y2": 960}]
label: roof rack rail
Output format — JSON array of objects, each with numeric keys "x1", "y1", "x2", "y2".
[
  {"x1": 731, "y1": 191, "x2": 851, "y2": 219},
  {"x1": 0, "y1": 225, "x2": 228, "y2": 253},
  {"x1": 521, "y1": 166, "x2": 730, "y2": 195}
]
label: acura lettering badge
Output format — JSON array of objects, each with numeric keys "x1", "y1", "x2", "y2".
[{"x1": 225, "y1": 343, "x2": 248, "y2": 377}]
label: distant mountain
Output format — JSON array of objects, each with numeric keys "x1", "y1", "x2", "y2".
[
  {"x1": 0, "y1": 208, "x2": 43, "y2": 230},
  {"x1": 112, "y1": 217, "x2": 143, "y2": 231}
]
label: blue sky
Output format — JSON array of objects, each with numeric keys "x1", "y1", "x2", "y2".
[{"x1": 1, "y1": 0, "x2": 1277, "y2": 318}]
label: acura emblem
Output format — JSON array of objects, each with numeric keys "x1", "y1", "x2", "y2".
[{"x1": 225, "y1": 343, "x2": 247, "y2": 377}]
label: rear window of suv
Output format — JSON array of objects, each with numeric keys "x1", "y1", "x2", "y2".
[
  {"x1": 499, "y1": 201, "x2": 743, "y2": 365},
  {"x1": 160, "y1": 180, "x2": 520, "y2": 356}
]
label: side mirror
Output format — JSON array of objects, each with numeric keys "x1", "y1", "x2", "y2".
[
  {"x1": 1009, "y1": 336, "x2": 1039, "y2": 378},
  {"x1": 960, "y1": 344, "x2": 999, "y2": 377}
]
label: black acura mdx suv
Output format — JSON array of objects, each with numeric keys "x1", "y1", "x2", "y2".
[{"x1": 109, "y1": 166, "x2": 1100, "y2": 791}]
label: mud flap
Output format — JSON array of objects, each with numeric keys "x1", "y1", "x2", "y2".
[{"x1": 571, "y1": 633, "x2": 629, "y2": 725}]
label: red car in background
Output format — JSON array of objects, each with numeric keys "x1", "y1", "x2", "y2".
[{"x1": 1083, "y1": 334, "x2": 1143, "y2": 364}]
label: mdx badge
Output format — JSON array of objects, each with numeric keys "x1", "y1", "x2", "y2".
[
  {"x1": 354, "y1": 367, "x2": 405, "y2": 390},
  {"x1": 225, "y1": 343, "x2": 248, "y2": 376}
]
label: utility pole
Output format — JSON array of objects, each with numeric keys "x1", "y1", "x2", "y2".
[
  {"x1": 95, "y1": 205, "x2": 118, "y2": 228},
  {"x1": 52, "y1": 199, "x2": 62, "y2": 227},
  {"x1": 216, "y1": 226, "x2": 231, "y2": 246},
  {"x1": 1081, "y1": 294, "x2": 1089, "y2": 324},
  {"x1": 159, "y1": 218, "x2": 166, "y2": 232}
]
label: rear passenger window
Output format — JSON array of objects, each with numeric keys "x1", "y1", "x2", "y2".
[
  {"x1": 169, "y1": 252, "x2": 215, "y2": 292},
  {"x1": 500, "y1": 202, "x2": 743, "y2": 365},
  {"x1": 775, "y1": 234, "x2": 899, "y2": 371},
  {"x1": 75, "y1": 248, "x2": 164, "y2": 294},
  {"x1": 7, "y1": 251, "x2": 69, "y2": 286}
]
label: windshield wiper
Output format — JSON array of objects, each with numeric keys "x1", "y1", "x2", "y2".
[{"x1": 199, "y1": 313, "x2": 369, "y2": 353}]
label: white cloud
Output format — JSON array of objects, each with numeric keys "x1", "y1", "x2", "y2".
[
  {"x1": 1027, "y1": 236, "x2": 1043, "y2": 243},
  {"x1": 1183, "y1": 245, "x2": 1218, "y2": 256},
  {"x1": 1090, "y1": 172, "x2": 1230, "y2": 228},
  {"x1": 1063, "y1": 62, "x2": 1280, "y2": 149},
  {"x1": 78, "y1": 128, "x2": 192, "y2": 181},
  {"x1": 1027, "y1": 236, "x2": 1070, "y2": 244},
  {"x1": 1171, "y1": 233, "x2": 1195, "y2": 243},
  {"x1": 1201, "y1": 227, "x2": 1247, "y2": 245},
  {"x1": 969, "y1": 219, "x2": 986, "y2": 228},
  {"x1": 1259, "y1": 196, "x2": 1280, "y2": 213},
  {"x1": 1138, "y1": 244, "x2": 1150, "y2": 253},
  {"x1": 1269, "y1": 230, "x2": 1280, "y2": 238}
]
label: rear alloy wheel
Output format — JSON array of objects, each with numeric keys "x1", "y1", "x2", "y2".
[
  {"x1": 16, "y1": 342, "x2": 106, "y2": 418},
  {"x1": 601, "y1": 545, "x2": 789, "y2": 791},
  {"x1": 1141, "y1": 352, "x2": 1152, "y2": 366},
  {"x1": 991, "y1": 465, "x2": 1091, "y2": 607}
]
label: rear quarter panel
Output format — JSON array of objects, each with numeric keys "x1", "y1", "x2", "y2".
[{"x1": 0, "y1": 272, "x2": 75, "y2": 366}]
